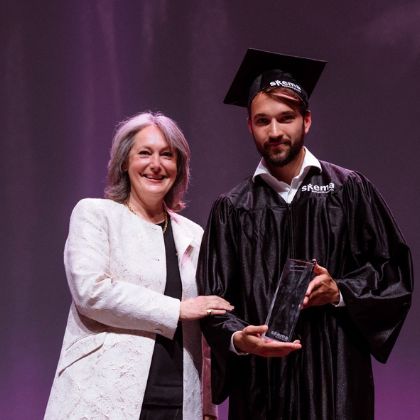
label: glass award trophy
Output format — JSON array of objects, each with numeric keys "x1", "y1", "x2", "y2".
[{"x1": 264, "y1": 258, "x2": 315, "y2": 342}]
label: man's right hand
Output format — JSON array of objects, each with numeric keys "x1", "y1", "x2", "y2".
[{"x1": 232, "y1": 325, "x2": 301, "y2": 357}]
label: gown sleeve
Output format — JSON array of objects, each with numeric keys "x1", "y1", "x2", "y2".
[
  {"x1": 336, "y1": 173, "x2": 413, "y2": 363},
  {"x1": 197, "y1": 196, "x2": 249, "y2": 403}
]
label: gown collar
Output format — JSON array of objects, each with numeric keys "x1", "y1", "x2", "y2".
[{"x1": 252, "y1": 147, "x2": 321, "y2": 196}]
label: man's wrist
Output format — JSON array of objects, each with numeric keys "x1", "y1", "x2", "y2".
[
  {"x1": 333, "y1": 291, "x2": 345, "y2": 307},
  {"x1": 230, "y1": 331, "x2": 249, "y2": 355}
]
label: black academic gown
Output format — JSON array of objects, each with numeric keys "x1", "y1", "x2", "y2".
[{"x1": 197, "y1": 161, "x2": 413, "y2": 420}]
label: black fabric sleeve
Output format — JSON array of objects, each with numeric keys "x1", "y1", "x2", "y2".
[
  {"x1": 336, "y1": 173, "x2": 413, "y2": 363},
  {"x1": 197, "y1": 196, "x2": 248, "y2": 403}
]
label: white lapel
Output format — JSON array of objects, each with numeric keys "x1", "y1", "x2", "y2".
[
  {"x1": 169, "y1": 212, "x2": 198, "y2": 299},
  {"x1": 170, "y1": 212, "x2": 194, "y2": 263}
]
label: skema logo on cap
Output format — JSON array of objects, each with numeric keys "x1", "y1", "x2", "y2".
[{"x1": 269, "y1": 80, "x2": 302, "y2": 93}]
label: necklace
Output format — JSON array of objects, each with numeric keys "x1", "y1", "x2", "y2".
[{"x1": 125, "y1": 201, "x2": 168, "y2": 234}]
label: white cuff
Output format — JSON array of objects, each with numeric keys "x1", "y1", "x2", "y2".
[
  {"x1": 229, "y1": 331, "x2": 249, "y2": 355},
  {"x1": 333, "y1": 291, "x2": 346, "y2": 307}
]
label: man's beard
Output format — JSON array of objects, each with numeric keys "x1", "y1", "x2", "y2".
[{"x1": 260, "y1": 131, "x2": 305, "y2": 168}]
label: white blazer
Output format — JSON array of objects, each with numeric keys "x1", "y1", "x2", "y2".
[{"x1": 44, "y1": 198, "x2": 214, "y2": 420}]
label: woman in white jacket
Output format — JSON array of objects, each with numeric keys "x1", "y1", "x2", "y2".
[{"x1": 44, "y1": 112, "x2": 232, "y2": 420}]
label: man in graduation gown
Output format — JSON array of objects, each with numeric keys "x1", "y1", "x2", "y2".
[{"x1": 197, "y1": 49, "x2": 413, "y2": 420}]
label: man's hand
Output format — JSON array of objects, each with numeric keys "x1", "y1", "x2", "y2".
[
  {"x1": 302, "y1": 263, "x2": 340, "y2": 308},
  {"x1": 232, "y1": 325, "x2": 302, "y2": 357}
]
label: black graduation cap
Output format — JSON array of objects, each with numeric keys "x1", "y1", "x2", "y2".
[{"x1": 224, "y1": 48, "x2": 327, "y2": 108}]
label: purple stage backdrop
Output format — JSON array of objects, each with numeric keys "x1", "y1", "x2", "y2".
[{"x1": 1, "y1": 1, "x2": 419, "y2": 419}]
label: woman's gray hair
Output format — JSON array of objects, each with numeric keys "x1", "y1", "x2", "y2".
[{"x1": 104, "y1": 111, "x2": 191, "y2": 212}]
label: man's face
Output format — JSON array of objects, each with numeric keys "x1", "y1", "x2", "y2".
[{"x1": 248, "y1": 91, "x2": 311, "y2": 168}]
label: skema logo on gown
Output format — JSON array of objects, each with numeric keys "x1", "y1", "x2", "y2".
[{"x1": 301, "y1": 183, "x2": 335, "y2": 193}]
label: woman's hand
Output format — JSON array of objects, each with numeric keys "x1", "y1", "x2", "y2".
[{"x1": 180, "y1": 295, "x2": 234, "y2": 320}]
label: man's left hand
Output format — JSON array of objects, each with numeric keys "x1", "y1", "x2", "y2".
[{"x1": 302, "y1": 263, "x2": 339, "y2": 308}]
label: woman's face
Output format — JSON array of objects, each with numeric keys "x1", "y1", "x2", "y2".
[{"x1": 126, "y1": 125, "x2": 178, "y2": 204}]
